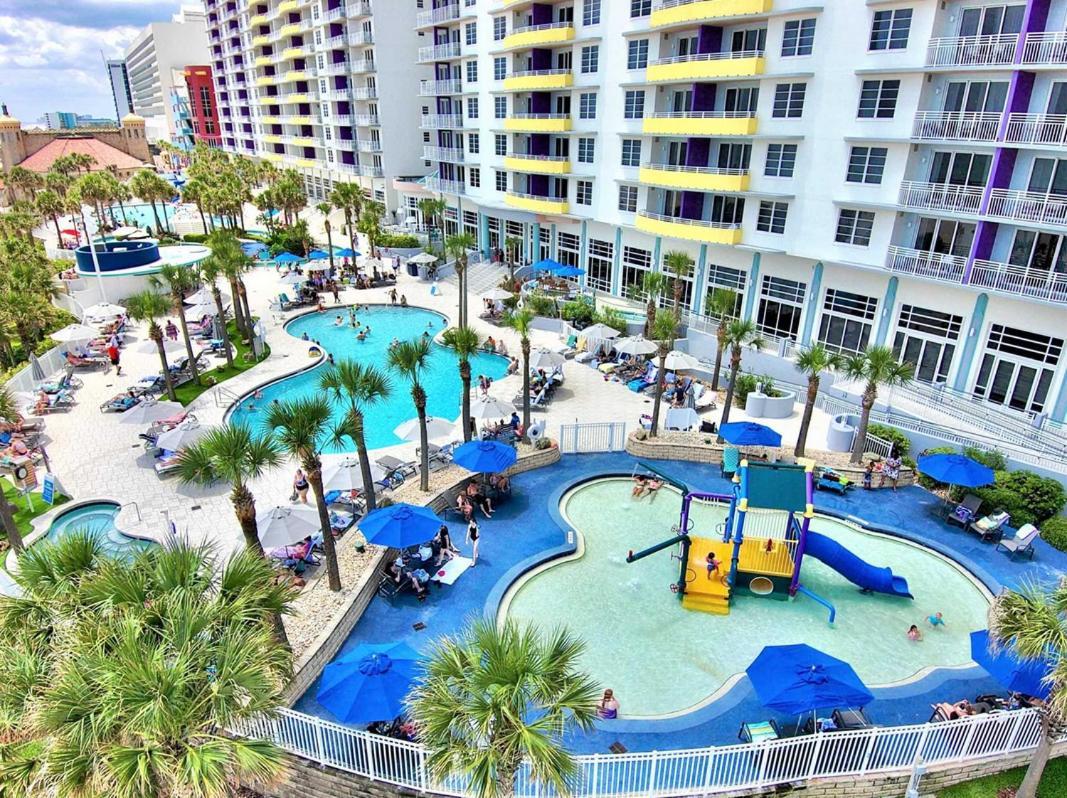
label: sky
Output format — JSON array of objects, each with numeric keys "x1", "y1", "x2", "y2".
[{"x1": 0, "y1": 0, "x2": 192, "y2": 122}]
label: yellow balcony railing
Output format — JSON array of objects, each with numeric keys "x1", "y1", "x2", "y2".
[
  {"x1": 252, "y1": 34, "x2": 270, "y2": 46},
  {"x1": 282, "y1": 47, "x2": 306, "y2": 60},
  {"x1": 261, "y1": 152, "x2": 283, "y2": 162},
  {"x1": 642, "y1": 112, "x2": 757, "y2": 137},
  {"x1": 650, "y1": 0, "x2": 773, "y2": 29},
  {"x1": 250, "y1": 14, "x2": 268, "y2": 25},
  {"x1": 503, "y1": 70, "x2": 574, "y2": 92},
  {"x1": 504, "y1": 155, "x2": 571, "y2": 175},
  {"x1": 638, "y1": 164, "x2": 750, "y2": 192},
  {"x1": 278, "y1": 0, "x2": 298, "y2": 12},
  {"x1": 295, "y1": 158, "x2": 317, "y2": 168},
  {"x1": 255, "y1": 76, "x2": 278, "y2": 87},
  {"x1": 254, "y1": 55, "x2": 272, "y2": 67},
  {"x1": 646, "y1": 51, "x2": 765, "y2": 83},
  {"x1": 505, "y1": 114, "x2": 572, "y2": 133},
  {"x1": 261, "y1": 135, "x2": 282, "y2": 144},
  {"x1": 506, "y1": 192, "x2": 569, "y2": 215},
  {"x1": 636, "y1": 211, "x2": 743, "y2": 245},
  {"x1": 278, "y1": 71, "x2": 309, "y2": 82},
  {"x1": 502, "y1": 23, "x2": 575, "y2": 50},
  {"x1": 260, "y1": 115, "x2": 281, "y2": 124},
  {"x1": 279, "y1": 23, "x2": 303, "y2": 36}
]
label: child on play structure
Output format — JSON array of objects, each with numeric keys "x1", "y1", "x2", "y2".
[{"x1": 705, "y1": 551, "x2": 722, "y2": 579}]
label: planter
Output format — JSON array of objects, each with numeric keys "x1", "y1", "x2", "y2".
[
  {"x1": 745, "y1": 392, "x2": 767, "y2": 417},
  {"x1": 826, "y1": 414, "x2": 855, "y2": 453},
  {"x1": 745, "y1": 390, "x2": 797, "y2": 420}
]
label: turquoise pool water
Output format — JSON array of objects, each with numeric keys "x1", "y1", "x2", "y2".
[
  {"x1": 232, "y1": 306, "x2": 510, "y2": 451},
  {"x1": 108, "y1": 203, "x2": 175, "y2": 228},
  {"x1": 45, "y1": 502, "x2": 156, "y2": 558},
  {"x1": 503, "y1": 478, "x2": 991, "y2": 717}
]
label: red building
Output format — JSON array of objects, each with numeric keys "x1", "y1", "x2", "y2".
[{"x1": 183, "y1": 65, "x2": 222, "y2": 148}]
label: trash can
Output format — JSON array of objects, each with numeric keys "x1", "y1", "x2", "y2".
[{"x1": 406, "y1": 260, "x2": 419, "y2": 277}]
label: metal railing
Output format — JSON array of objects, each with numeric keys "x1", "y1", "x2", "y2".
[
  {"x1": 423, "y1": 146, "x2": 465, "y2": 162},
  {"x1": 986, "y1": 188, "x2": 1067, "y2": 227},
  {"x1": 911, "y1": 111, "x2": 1002, "y2": 142},
  {"x1": 509, "y1": 153, "x2": 570, "y2": 162},
  {"x1": 508, "y1": 21, "x2": 574, "y2": 37},
  {"x1": 925, "y1": 34, "x2": 1018, "y2": 67},
  {"x1": 646, "y1": 110, "x2": 755, "y2": 120},
  {"x1": 235, "y1": 706, "x2": 1046, "y2": 797},
  {"x1": 418, "y1": 41, "x2": 462, "y2": 61},
  {"x1": 1021, "y1": 30, "x2": 1067, "y2": 64},
  {"x1": 351, "y1": 86, "x2": 378, "y2": 99},
  {"x1": 416, "y1": 2, "x2": 460, "y2": 27},
  {"x1": 969, "y1": 259, "x2": 1067, "y2": 305},
  {"x1": 884, "y1": 246, "x2": 967, "y2": 284},
  {"x1": 897, "y1": 181, "x2": 984, "y2": 215},
  {"x1": 508, "y1": 113, "x2": 569, "y2": 120},
  {"x1": 1004, "y1": 113, "x2": 1067, "y2": 145},
  {"x1": 641, "y1": 162, "x2": 748, "y2": 176},
  {"x1": 651, "y1": 49, "x2": 764, "y2": 66},
  {"x1": 422, "y1": 175, "x2": 467, "y2": 194},
  {"x1": 350, "y1": 59, "x2": 376, "y2": 74},
  {"x1": 420, "y1": 79, "x2": 463, "y2": 96},
  {"x1": 638, "y1": 210, "x2": 742, "y2": 232},
  {"x1": 420, "y1": 114, "x2": 465, "y2": 129},
  {"x1": 558, "y1": 422, "x2": 628, "y2": 454},
  {"x1": 864, "y1": 431, "x2": 894, "y2": 459},
  {"x1": 507, "y1": 68, "x2": 572, "y2": 79}
]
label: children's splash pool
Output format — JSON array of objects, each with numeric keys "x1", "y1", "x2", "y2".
[
  {"x1": 502, "y1": 478, "x2": 991, "y2": 718},
  {"x1": 231, "y1": 306, "x2": 509, "y2": 451}
]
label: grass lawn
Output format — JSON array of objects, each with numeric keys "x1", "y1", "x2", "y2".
[
  {"x1": 173, "y1": 321, "x2": 269, "y2": 406},
  {"x1": 2, "y1": 478, "x2": 70, "y2": 542},
  {"x1": 939, "y1": 757, "x2": 1067, "y2": 797}
]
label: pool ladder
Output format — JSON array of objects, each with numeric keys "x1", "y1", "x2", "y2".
[{"x1": 119, "y1": 501, "x2": 142, "y2": 522}]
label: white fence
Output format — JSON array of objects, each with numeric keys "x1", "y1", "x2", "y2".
[
  {"x1": 559, "y1": 422, "x2": 628, "y2": 454},
  {"x1": 4, "y1": 345, "x2": 70, "y2": 394},
  {"x1": 234, "y1": 706, "x2": 1045, "y2": 797}
]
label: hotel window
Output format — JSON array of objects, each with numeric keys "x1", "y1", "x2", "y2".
[
  {"x1": 869, "y1": 8, "x2": 912, "y2": 51},
  {"x1": 581, "y1": 45, "x2": 599, "y2": 74},
  {"x1": 1008, "y1": 229, "x2": 1067, "y2": 274},
  {"x1": 781, "y1": 19, "x2": 816, "y2": 57},
  {"x1": 578, "y1": 137, "x2": 595, "y2": 163},
  {"x1": 725, "y1": 87, "x2": 759, "y2": 115},
  {"x1": 469, "y1": 167, "x2": 480, "y2": 188},
  {"x1": 893, "y1": 304, "x2": 962, "y2": 384},
  {"x1": 627, "y1": 39, "x2": 649, "y2": 70},
  {"x1": 818, "y1": 289, "x2": 877, "y2": 355},
  {"x1": 576, "y1": 180, "x2": 592, "y2": 206},
  {"x1": 583, "y1": 0, "x2": 601, "y2": 26},
  {"x1": 764, "y1": 143, "x2": 797, "y2": 177},
  {"x1": 757, "y1": 275, "x2": 806, "y2": 341},
  {"x1": 468, "y1": 61, "x2": 479, "y2": 82},
  {"x1": 493, "y1": 17, "x2": 506, "y2": 41},
  {"x1": 835, "y1": 209, "x2": 876, "y2": 246},
  {"x1": 621, "y1": 245, "x2": 652, "y2": 295},
  {"x1": 465, "y1": 22, "x2": 477, "y2": 46},
  {"x1": 630, "y1": 0, "x2": 651, "y2": 18},
  {"x1": 579, "y1": 93, "x2": 597, "y2": 119},
  {"x1": 494, "y1": 97, "x2": 507, "y2": 119},
  {"x1": 858, "y1": 80, "x2": 900, "y2": 119},
  {"x1": 974, "y1": 325, "x2": 1063, "y2": 413},
  {"x1": 468, "y1": 133, "x2": 479, "y2": 154},
  {"x1": 588, "y1": 238, "x2": 614, "y2": 291},
  {"x1": 624, "y1": 90, "x2": 645, "y2": 119},
  {"x1": 490, "y1": 134, "x2": 502, "y2": 156},
  {"x1": 618, "y1": 185, "x2": 638, "y2": 212},
  {"x1": 558, "y1": 231, "x2": 581, "y2": 268},
  {"x1": 467, "y1": 98, "x2": 479, "y2": 119},
  {"x1": 495, "y1": 170, "x2": 507, "y2": 191},
  {"x1": 757, "y1": 201, "x2": 788, "y2": 234},
  {"x1": 704, "y1": 263, "x2": 746, "y2": 318},
  {"x1": 846, "y1": 146, "x2": 888, "y2": 184},
  {"x1": 621, "y1": 139, "x2": 641, "y2": 167},
  {"x1": 772, "y1": 83, "x2": 806, "y2": 118}
]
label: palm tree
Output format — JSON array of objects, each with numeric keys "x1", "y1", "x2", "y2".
[
  {"x1": 663, "y1": 250, "x2": 693, "y2": 320},
  {"x1": 446, "y1": 231, "x2": 476, "y2": 327},
  {"x1": 648, "y1": 310, "x2": 678, "y2": 438},
  {"x1": 317, "y1": 201, "x2": 336, "y2": 272},
  {"x1": 0, "y1": 535, "x2": 294, "y2": 796},
  {"x1": 264, "y1": 398, "x2": 343, "y2": 592},
  {"x1": 5, "y1": 166, "x2": 42, "y2": 203},
  {"x1": 794, "y1": 344, "x2": 845, "y2": 458},
  {"x1": 358, "y1": 200, "x2": 385, "y2": 257},
  {"x1": 843, "y1": 345, "x2": 914, "y2": 464},
  {"x1": 718, "y1": 319, "x2": 765, "y2": 433},
  {"x1": 130, "y1": 169, "x2": 168, "y2": 234},
  {"x1": 705, "y1": 288, "x2": 739, "y2": 391},
  {"x1": 70, "y1": 152, "x2": 96, "y2": 175},
  {"x1": 442, "y1": 326, "x2": 481, "y2": 442},
  {"x1": 35, "y1": 189, "x2": 65, "y2": 242},
  {"x1": 152, "y1": 264, "x2": 201, "y2": 386},
  {"x1": 504, "y1": 234, "x2": 522, "y2": 281},
  {"x1": 634, "y1": 270, "x2": 669, "y2": 338},
  {"x1": 319, "y1": 361, "x2": 392, "y2": 513},
  {"x1": 406, "y1": 618, "x2": 600, "y2": 798},
  {"x1": 387, "y1": 337, "x2": 433, "y2": 492},
  {"x1": 507, "y1": 308, "x2": 535, "y2": 440},
  {"x1": 329, "y1": 182, "x2": 363, "y2": 259},
  {"x1": 201, "y1": 231, "x2": 244, "y2": 368},
  {"x1": 986, "y1": 580, "x2": 1066, "y2": 798},
  {"x1": 418, "y1": 196, "x2": 445, "y2": 240},
  {"x1": 182, "y1": 177, "x2": 210, "y2": 235},
  {"x1": 0, "y1": 389, "x2": 23, "y2": 552},
  {"x1": 125, "y1": 290, "x2": 178, "y2": 401}
]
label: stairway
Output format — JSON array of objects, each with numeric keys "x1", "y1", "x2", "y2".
[
  {"x1": 681, "y1": 538, "x2": 732, "y2": 615},
  {"x1": 446, "y1": 258, "x2": 509, "y2": 297}
]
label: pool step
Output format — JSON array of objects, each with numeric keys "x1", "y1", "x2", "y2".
[
  {"x1": 682, "y1": 536, "x2": 734, "y2": 615},
  {"x1": 682, "y1": 592, "x2": 730, "y2": 615}
]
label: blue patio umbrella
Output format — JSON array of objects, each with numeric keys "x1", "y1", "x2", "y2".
[
  {"x1": 274, "y1": 252, "x2": 303, "y2": 264},
  {"x1": 307, "y1": 249, "x2": 330, "y2": 260},
  {"x1": 241, "y1": 242, "x2": 267, "y2": 256},
  {"x1": 317, "y1": 642, "x2": 423, "y2": 724},
  {"x1": 335, "y1": 247, "x2": 360, "y2": 258},
  {"x1": 970, "y1": 630, "x2": 1052, "y2": 699},
  {"x1": 917, "y1": 453, "x2": 995, "y2": 488},
  {"x1": 533, "y1": 258, "x2": 565, "y2": 273},
  {"x1": 452, "y1": 440, "x2": 518, "y2": 474},
  {"x1": 746, "y1": 644, "x2": 874, "y2": 714},
  {"x1": 719, "y1": 421, "x2": 782, "y2": 448},
  {"x1": 555, "y1": 265, "x2": 585, "y2": 277},
  {"x1": 358, "y1": 502, "x2": 441, "y2": 548}
]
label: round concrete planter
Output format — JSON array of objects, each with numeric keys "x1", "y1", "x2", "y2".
[{"x1": 745, "y1": 390, "x2": 797, "y2": 419}]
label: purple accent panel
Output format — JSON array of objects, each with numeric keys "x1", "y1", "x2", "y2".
[
  {"x1": 335, "y1": 75, "x2": 348, "y2": 89},
  {"x1": 435, "y1": 64, "x2": 449, "y2": 80},
  {"x1": 531, "y1": 49, "x2": 552, "y2": 70},
  {"x1": 330, "y1": 23, "x2": 342, "y2": 37},
  {"x1": 685, "y1": 138, "x2": 710, "y2": 167},
  {"x1": 1022, "y1": 0, "x2": 1052, "y2": 40},
  {"x1": 328, "y1": 0, "x2": 341, "y2": 11},
  {"x1": 692, "y1": 83, "x2": 717, "y2": 113},
  {"x1": 531, "y1": 4, "x2": 553, "y2": 25},
  {"x1": 987, "y1": 148, "x2": 1017, "y2": 197},
  {"x1": 1008, "y1": 70, "x2": 1035, "y2": 115},
  {"x1": 529, "y1": 134, "x2": 549, "y2": 156},
  {"x1": 333, "y1": 50, "x2": 345, "y2": 64},
  {"x1": 529, "y1": 174, "x2": 549, "y2": 196},
  {"x1": 698, "y1": 26, "x2": 723, "y2": 55},
  {"x1": 680, "y1": 192, "x2": 704, "y2": 220},
  {"x1": 338, "y1": 101, "x2": 350, "y2": 115},
  {"x1": 341, "y1": 151, "x2": 355, "y2": 165},
  {"x1": 971, "y1": 221, "x2": 998, "y2": 265},
  {"x1": 531, "y1": 93, "x2": 551, "y2": 114}
]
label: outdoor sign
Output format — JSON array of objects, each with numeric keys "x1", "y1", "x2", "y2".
[{"x1": 42, "y1": 474, "x2": 56, "y2": 505}]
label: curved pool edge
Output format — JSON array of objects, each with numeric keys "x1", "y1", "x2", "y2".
[{"x1": 485, "y1": 467, "x2": 1002, "y2": 729}]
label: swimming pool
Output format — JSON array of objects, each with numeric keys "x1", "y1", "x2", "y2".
[
  {"x1": 45, "y1": 502, "x2": 156, "y2": 558},
  {"x1": 232, "y1": 306, "x2": 510, "y2": 451},
  {"x1": 502, "y1": 478, "x2": 991, "y2": 718},
  {"x1": 108, "y1": 203, "x2": 175, "y2": 229}
]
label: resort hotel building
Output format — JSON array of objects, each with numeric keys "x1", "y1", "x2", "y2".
[{"x1": 410, "y1": 0, "x2": 1067, "y2": 426}]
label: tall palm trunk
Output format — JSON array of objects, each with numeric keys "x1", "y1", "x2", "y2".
[
  {"x1": 149, "y1": 200, "x2": 162, "y2": 235},
  {"x1": 415, "y1": 388, "x2": 430, "y2": 492},
  {"x1": 459, "y1": 358, "x2": 472, "y2": 442},
  {"x1": 795, "y1": 377, "x2": 819, "y2": 458},
  {"x1": 117, "y1": 198, "x2": 128, "y2": 224},
  {"x1": 228, "y1": 277, "x2": 247, "y2": 337},
  {"x1": 238, "y1": 280, "x2": 253, "y2": 338},
  {"x1": 850, "y1": 383, "x2": 878, "y2": 464},
  {"x1": 173, "y1": 291, "x2": 201, "y2": 385},
  {"x1": 345, "y1": 210, "x2": 357, "y2": 260},
  {"x1": 718, "y1": 346, "x2": 742, "y2": 436},
  {"x1": 0, "y1": 492, "x2": 23, "y2": 554},
  {"x1": 324, "y1": 221, "x2": 335, "y2": 273},
  {"x1": 211, "y1": 286, "x2": 233, "y2": 368},
  {"x1": 150, "y1": 323, "x2": 177, "y2": 401},
  {"x1": 350, "y1": 410, "x2": 378, "y2": 513},
  {"x1": 305, "y1": 457, "x2": 342, "y2": 591},
  {"x1": 711, "y1": 327, "x2": 727, "y2": 391},
  {"x1": 645, "y1": 299, "x2": 655, "y2": 338},
  {"x1": 197, "y1": 202, "x2": 208, "y2": 235},
  {"x1": 1016, "y1": 715, "x2": 1052, "y2": 798},
  {"x1": 521, "y1": 338, "x2": 531, "y2": 440},
  {"x1": 50, "y1": 214, "x2": 62, "y2": 243},
  {"x1": 233, "y1": 487, "x2": 289, "y2": 651},
  {"x1": 649, "y1": 350, "x2": 668, "y2": 437}
]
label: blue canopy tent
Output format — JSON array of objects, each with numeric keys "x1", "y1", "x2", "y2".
[
  {"x1": 719, "y1": 422, "x2": 782, "y2": 448},
  {"x1": 359, "y1": 502, "x2": 441, "y2": 548},
  {"x1": 917, "y1": 453, "x2": 995, "y2": 488},
  {"x1": 317, "y1": 642, "x2": 423, "y2": 724},
  {"x1": 970, "y1": 630, "x2": 1052, "y2": 700},
  {"x1": 532, "y1": 258, "x2": 565, "y2": 273},
  {"x1": 274, "y1": 252, "x2": 303, "y2": 264},
  {"x1": 554, "y1": 265, "x2": 585, "y2": 278},
  {"x1": 452, "y1": 440, "x2": 517, "y2": 474},
  {"x1": 307, "y1": 249, "x2": 330, "y2": 260}
]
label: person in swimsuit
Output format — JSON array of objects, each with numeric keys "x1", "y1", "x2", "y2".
[
  {"x1": 466, "y1": 481, "x2": 493, "y2": 518},
  {"x1": 293, "y1": 468, "x2": 310, "y2": 504},
  {"x1": 466, "y1": 518, "x2": 480, "y2": 565},
  {"x1": 928, "y1": 612, "x2": 945, "y2": 629},
  {"x1": 907, "y1": 624, "x2": 923, "y2": 642},
  {"x1": 705, "y1": 552, "x2": 721, "y2": 580},
  {"x1": 597, "y1": 689, "x2": 620, "y2": 720}
]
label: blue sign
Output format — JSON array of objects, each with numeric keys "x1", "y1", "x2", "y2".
[{"x1": 42, "y1": 474, "x2": 55, "y2": 505}]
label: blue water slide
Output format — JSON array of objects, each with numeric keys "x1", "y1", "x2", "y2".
[{"x1": 804, "y1": 531, "x2": 913, "y2": 599}]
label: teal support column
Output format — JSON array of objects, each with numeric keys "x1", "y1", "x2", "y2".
[
  {"x1": 478, "y1": 212, "x2": 490, "y2": 258},
  {"x1": 743, "y1": 252, "x2": 761, "y2": 321},
  {"x1": 550, "y1": 223, "x2": 557, "y2": 259},
  {"x1": 1052, "y1": 370, "x2": 1067, "y2": 424},
  {"x1": 652, "y1": 236, "x2": 663, "y2": 271},
  {"x1": 611, "y1": 227, "x2": 623, "y2": 296},
  {"x1": 874, "y1": 277, "x2": 898, "y2": 347},
  {"x1": 692, "y1": 244, "x2": 708, "y2": 315},
  {"x1": 530, "y1": 222, "x2": 540, "y2": 263},
  {"x1": 799, "y1": 261, "x2": 823, "y2": 348},
  {"x1": 579, "y1": 220, "x2": 589, "y2": 290},
  {"x1": 952, "y1": 293, "x2": 988, "y2": 392}
]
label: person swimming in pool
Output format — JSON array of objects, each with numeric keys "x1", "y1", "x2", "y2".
[
  {"x1": 928, "y1": 612, "x2": 945, "y2": 628},
  {"x1": 907, "y1": 624, "x2": 924, "y2": 642},
  {"x1": 333, "y1": 315, "x2": 344, "y2": 326}
]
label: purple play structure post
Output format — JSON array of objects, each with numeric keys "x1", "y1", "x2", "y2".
[{"x1": 788, "y1": 469, "x2": 815, "y2": 595}]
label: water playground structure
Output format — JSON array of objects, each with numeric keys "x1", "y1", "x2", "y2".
[{"x1": 626, "y1": 460, "x2": 913, "y2": 622}]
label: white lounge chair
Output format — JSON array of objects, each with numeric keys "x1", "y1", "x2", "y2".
[{"x1": 996, "y1": 524, "x2": 1040, "y2": 559}]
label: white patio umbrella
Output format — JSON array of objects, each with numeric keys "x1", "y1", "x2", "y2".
[
  {"x1": 528, "y1": 349, "x2": 566, "y2": 371},
  {"x1": 184, "y1": 287, "x2": 230, "y2": 306},
  {"x1": 156, "y1": 421, "x2": 214, "y2": 452},
  {"x1": 184, "y1": 301, "x2": 219, "y2": 319},
  {"x1": 111, "y1": 226, "x2": 142, "y2": 239},
  {"x1": 482, "y1": 287, "x2": 513, "y2": 301},
  {"x1": 663, "y1": 350, "x2": 700, "y2": 371},
  {"x1": 118, "y1": 399, "x2": 184, "y2": 425},
  {"x1": 394, "y1": 416, "x2": 455, "y2": 442},
  {"x1": 133, "y1": 337, "x2": 187, "y2": 356},
  {"x1": 469, "y1": 396, "x2": 517, "y2": 421},
  {"x1": 279, "y1": 271, "x2": 305, "y2": 285},
  {"x1": 50, "y1": 323, "x2": 100, "y2": 343},
  {"x1": 321, "y1": 456, "x2": 387, "y2": 492},
  {"x1": 361, "y1": 257, "x2": 385, "y2": 273},
  {"x1": 82, "y1": 302, "x2": 126, "y2": 319},
  {"x1": 407, "y1": 252, "x2": 438, "y2": 265},
  {"x1": 615, "y1": 336, "x2": 658, "y2": 356},
  {"x1": 581, "y1": 323, "x2": 621, "y2": 340},
  {"x1": 28, "y1": 352, "x2": 45, "y2": 382},
  {"x1": 304, "y1": 261, "x2": 331, "y2": 272},
  {"x1": 256, "y1": 504, "x2": 323, "y2": 549}
]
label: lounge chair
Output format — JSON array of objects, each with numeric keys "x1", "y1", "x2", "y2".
[
  {"x1": 100, "y1": 393, "x2": 141, "y2": 413},
  {"x1": 154, "y1": 451, "x2": 183, "y2": 476},
  {"x1": 970, "y1": 511, "x2": 1010, "y2": 542},
  {"x1": 816, "y1": 469, "x2": 853, "y2": 495},
  {"x1": 32, "y1": 391, "x2": 75, "y2": 414},
  {"x1": 948, "y1": 494, "x2": 982, "y2": 528},
  {"x1": 329, "y1": 509, "x2": 356, "y2": 534},
  {"x1": 996, "y1": 524, "x2": 1040, "y2": 559},
  {"x1": 130, "y1": 375, "x2": 167, "y2": 396},
  {"x1": 693, "y1": 382, "x2": 717, "y2": 411},
  {"x1": 65, "y1": 351, "x2": 108, "y2": 370},
  {"x1": 738, "y1": 719, "x2": 780, "y2": 743},
  {"x1": 376, "y1": 455, "x2": 418, "y2": 479}
]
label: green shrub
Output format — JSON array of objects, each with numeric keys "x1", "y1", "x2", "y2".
[
  {"x1": 975, "y1": 470, "x2": 1066, "y2": 527},
  {"x1": 733, "y1": 373, "x2": 759, "y2": 407},
  {"x1": 1043, "y1": 516, "x2": 1067, "y2": 552},
  {"x1": 756, "y1": 374, "x2": 786, "y2": 398},
  {"x1": 378, "y1": 232, "x2": 421, "y2": 248},
  {"x1": 866, "y1": 423, "x2": 911, "y2": 458},
  {"x1": 524, "y1": 293, "x2": 557, "y2": 318},
  {"x1": 916, "y1": 446, "x2": 958, "y2": 490},
  {"x1": 560, "y1": 300, "x2": 595, "y2": 326},
  {"x1": 962, "y1": 446, "x2": 1008, "y2": 472},
  {"x1": 594, "y1": 305, "x2": 628, "y2": 333},
  {"x1": 183, "y1": 232, "x2": 208, "y2": 243}
]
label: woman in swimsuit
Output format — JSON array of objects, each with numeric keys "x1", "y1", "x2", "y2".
[{"x1": 293, "y1": 468, "x2": 310, "y2": 504}]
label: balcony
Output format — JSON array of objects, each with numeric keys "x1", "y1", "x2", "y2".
[
  {"x1": 318, "y1": 60, "x2": 350, "y2": 77},
  {"x1": 416, "y1": 3, "x2": 460, "y2": 28},
  {"x1": 322, "y1": 88, "x2": 351, "y2": 101},
  {"x1": 505, "y1": 113, "x2": 572, "y2": 133},
  {"x1": 646, "y1": 50, "x2": 765, "y2": 83},
  {"x1": 353, "y1": 113, "x2": 380, "y2": 126},
  {"x1": 250, "y1": 13, "x2": 268, "y2": 26},
  {"x1": 897, "y1": 181, "x2": 984, "y2": 216},
  {"x1": 970, "y1": 259, "x2": 1067, "y2": 304},
  {"x1": 418, "y1": 42, "x2": 462, "y2": 62},
  {"x1": 325, "y1": 33, "x2": 348, "y2": 47},
  {"x1": 911, "y1": 111, "x2": 1002, "y2": 143},
  {"x1": 503, "y1": 69, "x2": 573, "y2": 92},
  {"x1": 282, "y1": 45, "x2": 311, "y2": 59},
  {"x1": 423, "y1": 176, "x2": 466, "y2": 194},
  {"x1": 502, "y1": 22, "x2": 575, "y2": 50},
  {"x1": 277, "y1": 70, "x2": 309, "y2": 83},
  {"x1": 884, "y1": 246, "x2": 967, "y2": 284},
  {"x1": 279, "y1": 23, "x2": 303, "y2": 37},
  {"x1": 650, "y1": 0, "x2": 772, "y2": 29},
  {"x1": 255, "y1": 75, "x2": 279, "y2": 87},
  {"x1": 324, "y1": 5, "x2": 347, "y2": 22},
  {"x1": 1004, "y1": 113, "x2": 1067, "y2": 146},
  {"x1": 350, "y1": 59, "x2": 376, "y2": 73},
  {"x1": 423, "y1": 146, "x2": 465, "y2": 162},
  {"x1": 642, "y1": 111, "x2": 757, "y2": 137},
  {"x1": 348, "y1": 0, "x2": 373, "y2": 18},
  {"x1": 636, "y1": 210, "x2": 743, "y2": 244},
  {"x1": 421, "y1": 113, "x2": 465, "y2": 129},
  {"x1": 252, "y1": 34, "x2": 270, "y2": 47},
  {"x1": 357, "y1": 164, "x2": 384, "y2": 178},
  {"x1": 349, "y1": 30, "x2": 374, "y2": 45},
  {"x1": 351, "y1": 86, "x2": 378, "y2": 99},
  {"x1": 925, "y1": 34, "x2": 1017, "y2": 68},
  {"x1": 328, "y1": 114, "x2": 352, "y2": 125},
  {"x1": 639, "y1": 163, "x2": 750, "y2": 192},
  {"x1": 504, "y1": 154, "x2": 571, "y2": 175},
  {"x1": 1021, "y1": 31, "x2": 1067, "y2": 65},
  {"x1": 420, "y1": 79, "x2": 463, "y2": 96},
  {"x1": 254, "y1": 55, "x2": 272, "y2": 67},
  {"x1": 986, "y1": 188, "x2": 1067, "y2": 227},
  {"x1": 506, "y1": 192, "x2": 569, "y2": 215}
]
